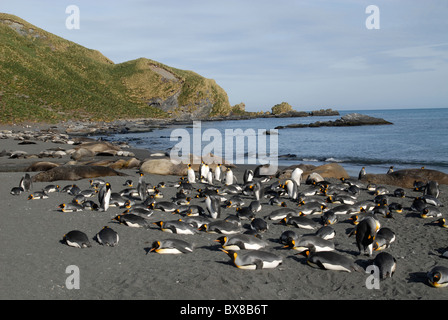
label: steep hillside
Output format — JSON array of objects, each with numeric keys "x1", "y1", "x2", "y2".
[{"x1": 0, "y1": 13, "x2": 231, "y2": 123}]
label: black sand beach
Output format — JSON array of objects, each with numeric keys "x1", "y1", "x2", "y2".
[{"x1": 1, "y1": 125, "x2": 448, "y2": 302}]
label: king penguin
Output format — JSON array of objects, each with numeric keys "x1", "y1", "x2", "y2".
[
  {"x1": 373, "y1": 252, "x2": 396, "y2": 279},
  {"x1": 19, "y1": 173, "x2": 32, "y2": 192},
  {"x1": 63, "y1": 230, "x2": 91, "y2": 248},
  {"x1": 137, "y1": 172, "x2": 147, "y2": 201},
  {"x1": 427, "y1": 266, "x2": 448, "y2": 288},
  {"x1": 215, "y1": 234, "x2": 268, "y2": 250},
  {"x1": 221, "y1": 249, "x2": 283, "y2": 270},
  {"x1": 358, "y1": 167, "x2": 366, "y2": 180},
  {"x1": 353, "y1": 216, "x2": 379, "y2": 257},
  {"x1": 283, "y1": 179, "x2": 298, "y2": 200},
  {"x1": 150, "y1": 239, "x2": 193, "y2": 254},
  {"x1": 205, "y1": 195, "x2": 221, "y2": 219},
  {"x1": 243, "y1": 169, "x2": 254, "y2": 184},
  {"x1": 214, "y1": 164, "x2": 222, "y2": 182},
  {"x1": 187, "y1": 164, "x2": 196, "y2": 183},
  {"x1": 98, "y1": 182, "x2": 111, "y2": 212},
  {"x1": 302, "y1": 247, "x2": 363, "y2": 272},
  {"x1": 96, "y1": 226, "x2": 119, "y2": 247},
  {"x1": 225, "y1": 167, "x2": 235, "y2": 185},
  {"x1": 291, "y1": 167, "x2": 303, "y2": 186}
]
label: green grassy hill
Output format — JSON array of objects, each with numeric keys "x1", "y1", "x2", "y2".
[{"x1": 0, "y1": 13, "x2": 231, "y2": 123}]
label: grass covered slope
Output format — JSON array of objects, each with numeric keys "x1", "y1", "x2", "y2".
[{"x1": 0, "y1": 13, "x2": 231, "y2": 123}]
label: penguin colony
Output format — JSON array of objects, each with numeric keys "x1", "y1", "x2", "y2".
[{"x1": 11, "y1": 164, "x2": 448, "y2": 288}]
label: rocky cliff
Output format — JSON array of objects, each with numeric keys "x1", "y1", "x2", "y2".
[{"x1": 0, "y1": 13, "x2": 232, "y2": 123}]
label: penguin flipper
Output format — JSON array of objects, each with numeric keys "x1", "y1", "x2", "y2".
[
  {"x1": 234, "y1": 241, "x2": 246, "y2": 250},
  {"x1": 254, "y1": 260, "x2": 264, "y2": 270}
]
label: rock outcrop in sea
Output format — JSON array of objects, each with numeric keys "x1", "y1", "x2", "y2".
[{"x1": 275, "y1": 113, "x2": 393, "y2": 129}]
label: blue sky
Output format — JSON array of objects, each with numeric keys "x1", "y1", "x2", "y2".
[{"x1": 3, "y1": 0, "x2": 448, "y2": 112}]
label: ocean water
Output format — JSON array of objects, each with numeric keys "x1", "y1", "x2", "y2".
[{"x1": 97, "y1": 108, "x2": 448, "y2": 177}]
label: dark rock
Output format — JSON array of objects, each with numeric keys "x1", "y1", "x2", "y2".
[{"x1": 275, "y1": 113, "x2": 392, "y2": 129}]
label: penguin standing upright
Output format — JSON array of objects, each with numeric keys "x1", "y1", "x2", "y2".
[
  {"x1": 283, "y1": 179, "x2": 298, "y2": 200},
  {"x1": 19, "y1": 173, "x2": 32, "y2": 192},
  {"x1": 387, "y1": 166, "x2": 394, "y2": 174},
  {"x1": 206, "y1": 171, "x2": 213, "y2": 185},
  {"x1": 187, "y1": 164, "x2": 196, "y2": 183},
  {"x1": 358, "y1": 167, "x2": 366, "y2": 180},
  {"x1": 291, "y1": 168, "x2": 303, "y2": 187},
  {"x1": 225, "y1": 167, "x2": 234, "y2": 185},
  {"x1": 352, "y1": 216, "x2": 379, "y2": 256},
  {"x1": 243, "y1": 169, "x2": 254, "y2": 184},
  {"x1": 98, "y1": 182, "x2": 111, "y2": 212},
  {"x1": 137, "y1": 172, "x2": 147, "y2": 201},
  {"x1": 214, "y1": 164, "x2": 222, "y2": 182},
  {"x1": 251, "y1": 181, "x2": 263, "y2": 200},
  {"x1": 425, "y1": 181, "x2": 440, "y2": 198},
  {"x1": 200, "y1": 161, "x2": 210, "y2": 180},
  {"x1": 205, "y1": 195, "x2": 221, "y2": 219}
]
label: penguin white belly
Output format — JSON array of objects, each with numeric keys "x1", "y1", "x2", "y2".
[
  {"x1": 66, "y1": 240, "x2": 82, "y2": 248},
  {"x1": 156, "y1": 248, "x2": 184, "y2": 254},
  {"x1": 126, "y1": 222, "x2": 144, "y2": 228},
  {"x1": 244, "y1": 243, "x2": 265, "y2": 250},
  {"x1": 321, "y1": 263, "x2": 352, "y2": 272},
  {"x1": 223, "y1": 244, "x2": 243, "y2": 250},
  {"x1": 175, "y1": 229, "x2": 196, "y2": 235},
  {"x1": 237, "y1": 264, "x2": 258, "y2": 270},
  {"x1": 262, "y1": 260, "x2": 282, "y2": 269}
]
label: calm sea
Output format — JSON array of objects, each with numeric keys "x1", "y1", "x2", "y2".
[{"x1": 97, "y1": 108, "x2": 448, "y2": 177}]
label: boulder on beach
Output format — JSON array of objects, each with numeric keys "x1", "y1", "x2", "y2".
[
  {"x1": 361, "y1": 168, "x2": 448, "y2": 188},
  {"x1": 277, "y1": 163, "x2": 349, "y2": 181}
]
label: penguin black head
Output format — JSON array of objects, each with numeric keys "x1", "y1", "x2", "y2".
[
  {"x1": 300, "y1": 249, "x2": 311, "y2": 257},
  {"x1": 220, "y1": 248, "x2": 238, "y2": 260},
  {"x1": 153, "y1": 221, "x2": 164, "y2": 228},
  {"x1": 214, "y1": 236, "x2": 227, "y2": 245},
  {"x1": 112, "y1": 215, "x2": 122, "y2": 223},
  {"x1": 282, "y1": 239, "x2": 295, "y2": 249},
  {"x1": 150, "y1": 241, "x2": 161, "y2": 252}
]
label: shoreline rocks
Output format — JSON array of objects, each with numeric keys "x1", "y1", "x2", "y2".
[{"x1": 275, "y1": 113, "x2": 393, "y2": 129}]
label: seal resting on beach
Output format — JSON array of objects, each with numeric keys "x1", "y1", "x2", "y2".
[
  {"x1": 25, "y1": 161, "x2": 60, "y2": 172},
  {"x1": 31, "y1": 165, "x2": 128, "y2": 182},
  {"x1": 361, "y1": 169, "x2": 448, "y2": 189}
]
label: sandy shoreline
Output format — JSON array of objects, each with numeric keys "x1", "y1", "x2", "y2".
[{"x1": 1, "y1": 125, "x2": 448, "y2": 301}]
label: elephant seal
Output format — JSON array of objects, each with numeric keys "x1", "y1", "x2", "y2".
[
  {"x1": 31, "y1": 165, "x2": 128, "y2": 182},
  {"x1": 361, "y1": 169, "x2": 448, "y2": 188}
]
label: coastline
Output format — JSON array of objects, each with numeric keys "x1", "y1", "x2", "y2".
[{"x1": 1, "y1": 123, "x2": 448, "y2": 300}]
